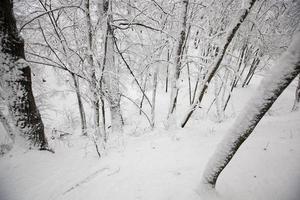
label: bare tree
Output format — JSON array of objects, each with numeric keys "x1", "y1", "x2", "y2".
[
  {"x1": 200, "y1": 31, "x2": 300, "y2": 189},
  {"x1": 181, "y1": 0, "x2": 257, "y2": 128}
]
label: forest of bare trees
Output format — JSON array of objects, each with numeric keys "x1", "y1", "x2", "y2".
[{"x1": 0, "y1": 0, "x2": 299, "y2": 199}]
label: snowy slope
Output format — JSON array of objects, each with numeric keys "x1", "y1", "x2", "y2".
[{"x1": 0, "y1": 79, "x2": 299, "y2": 200}]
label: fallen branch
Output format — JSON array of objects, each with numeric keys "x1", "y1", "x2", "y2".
[{"x1": 63, "y1": 167, "x2": 109, "y2": 195}]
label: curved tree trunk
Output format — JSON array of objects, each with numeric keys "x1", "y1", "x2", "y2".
[
  {"x1": 200, "y1": 31, "x2": 300, "y2": 189},
  {"x1": 0, "y1": 0, "x2": 48, "y2": 148}
]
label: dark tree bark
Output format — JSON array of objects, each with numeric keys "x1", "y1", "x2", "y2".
[
  {"x1": 0, "y1": 0, "x2": 48, "y2": 148},
  {"x1": 165, "y1": 49, "x2": 170, "y2": 93},
  {"x1": 200, "y1": 32, "x2": 300, "y2": 189}
]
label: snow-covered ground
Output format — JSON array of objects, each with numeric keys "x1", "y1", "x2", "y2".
[{"x1": 0, "y1": 79, "x2": 299, "y2": 200}]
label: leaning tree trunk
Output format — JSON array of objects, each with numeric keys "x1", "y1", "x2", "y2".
[
  {"x1": 200, "y1": 31, "x2": 300, "y2": 189},
  {"x1": 223, "y1": 45, "x2": 247, "y2": 111},
  {"x1": 167, "y1": 0, "x2": 189, "y2": 124},
  {"x1": 139, "y1": 75, "x2": 148, "y2": 115},
  {"x1": 292, "y1": 75, "x2": 300, "y2": 111},
  {"x1": 181, "y1": 0, "x2": 257, "y2": 128},
  {"x1": 0, "y1": 0, "x2": 48, "y2": 148}
]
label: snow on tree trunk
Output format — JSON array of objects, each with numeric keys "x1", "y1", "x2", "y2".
[
  {"x1": 181, "y1": 0, "x2": 257, "y2": 128},
  {"x1": 0, "y1": 109, "x2": 14, "y2": 154},
  {"x1": 0, "y1": 0, "x2": 48, "y2": 149},
  {"x1": 292, "y1": 75, "x2": 300, "y2": 111},
  {"x1": 167, "y1": 0, "x2": 189, "y2": 126},
  {"x1": 102, "y1": 0, "x2": 123, "y2": 137},
  {"x1": 71, "y1": 73, "x2": 87, "y2": 135},
  {"x1": 151, "y1": 66, "x2": 158, "y2": 129},
  {"x1": 200, "y1": 31, "x2": 300, "y2": 189},
  {"x1": 84, "y1": 0, "x2": 100, "y2": 133}
]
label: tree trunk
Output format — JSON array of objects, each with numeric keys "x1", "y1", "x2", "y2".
[
  {"x1": 0, "y1": 0, "x2": 48, "y2": 148},
  {"x1": 167, "y1": 0, "x2": 189, "y2": 122},
  {"x1": 191, "y1": 66, "x2": 202, "y2": 104},
  {"x1": 165, "y1": 50, "x2": 170, "y2": 93},
  {"x1": 0, "y1": 109, "x2": 14, "y2": 154},
  {"x1": 151, "y1": 66, "x2": 158, "y2": 129},
  {"x1": 200, "y1": 32, "x2": 300, "y2": 189},
  {"x1": 84, "y1": 0, "x2": 100, "y2": 132},
  {"x1": 100, "y1": 96, "x2": 107, "y2": 142},
  {"x1": 71, "y1": 73, "x2": 87, "y2": 135},
  {"x1": 223, "y1": 45, "x2": 247, "y2": 111},
  {"x1": 187, "y1": 62, "x2": 192, "y2": 105},
  {"x1": 139, "y1": 75, "x2": 148, "y2": 115},
  {"x1": 292, "y1": 75, "x2": 300, "y2": 111},
  {"x1": 102, "y1": 0, "x2": 123, "y2": 136},
  {"x1": 242, "y1": 50, "x2": 260, "y2": 87},
  {"x1": 181, "y1": 0, "x2": 257, "y2": 128}
]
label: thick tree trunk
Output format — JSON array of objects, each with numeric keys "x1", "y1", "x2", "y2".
[
  {"x1": 0, "y1": 0, "x2": 48, "y2": 148},
  {"x1": 181, "y1": 0, "x2": 257, "y2": 128},
  {"x1": 200, "y1": 32, "x2": 300, "y2": 189}
]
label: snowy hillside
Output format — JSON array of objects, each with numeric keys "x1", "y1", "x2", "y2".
[
  {"x1": 1, "y1": 0, "x2": 300, "y2": 200},
  {"x1": 0, "y1": 80, "x2": 299, "y2": 200}
]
